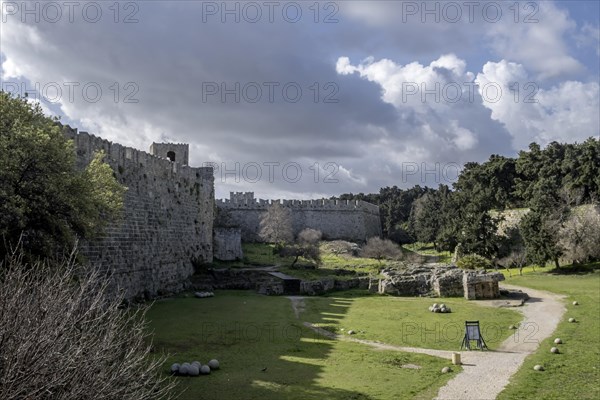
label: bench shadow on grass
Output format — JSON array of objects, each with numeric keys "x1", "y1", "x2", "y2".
[{"x1": 147, "y1": 291, "x2": 374, "y2": 400}]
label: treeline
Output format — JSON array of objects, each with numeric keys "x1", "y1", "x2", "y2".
[{"x1": 337, "y1": 138, "x2": 600, "y2": 267}]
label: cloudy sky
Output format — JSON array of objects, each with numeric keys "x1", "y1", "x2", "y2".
[{"x1": 1, "y1": 0, "x2": 599, "y2": 199}]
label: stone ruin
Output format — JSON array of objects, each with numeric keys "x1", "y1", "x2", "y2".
[
  {"x1": 191, "y1": 263, "x2": 504, "y2": 299},
  {"x1": 377, "y1": 264, "x2": 505, "y2": 300}
]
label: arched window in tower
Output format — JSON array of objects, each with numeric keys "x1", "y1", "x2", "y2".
[{"x1": 167, "y1": 151, "x2": 176, "y2": 162}]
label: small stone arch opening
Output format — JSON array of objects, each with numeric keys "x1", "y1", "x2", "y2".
[{"x1": 167, "y1": 151, "x2": 176, "y2": 162}]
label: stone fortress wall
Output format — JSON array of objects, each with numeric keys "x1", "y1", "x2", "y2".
[
  {"x1": 63, "y1": 127, "x2": 214, "y2": 300},
  {"x1": 217, "y1": 192, "x2": 382, "y2": 242}
]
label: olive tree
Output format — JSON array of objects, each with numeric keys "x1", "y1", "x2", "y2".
[{"x1": 280, "y1": 228, "x2": 322, "y2": 268}]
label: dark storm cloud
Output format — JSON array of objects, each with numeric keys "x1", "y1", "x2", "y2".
[{"x1": 1, "y1": 1, "x2": 597, "y2": 198}]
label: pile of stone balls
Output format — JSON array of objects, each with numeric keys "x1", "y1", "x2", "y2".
[
  {"x1": 171, "y1": 359, "x2": 220, "y2": 377},
  {"x1": 195, "y1": 291, "x2": 215, "y2": 298},
  {"x1": 428, "y1": 303, "x2": 452, "y2": 313}
]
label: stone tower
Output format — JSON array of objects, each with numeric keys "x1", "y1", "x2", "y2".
[{"x1": 150, "y1": 142, "x2": 189, "y2": 165}]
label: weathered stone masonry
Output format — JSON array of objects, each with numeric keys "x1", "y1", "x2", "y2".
[
  {"x1": 217, "y1": 192, "x2": 382, "y2": 242},
  {"x1": 64, "y1": 127, "x2": 214, "y2": 300}
]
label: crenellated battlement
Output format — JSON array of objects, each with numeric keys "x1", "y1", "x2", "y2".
[
  {"x1": 62, "y1": 125, "x2": 212, "y2": 180},
  {"x1": 217, "y1": 192, "x2": 380, "y2": 214}
]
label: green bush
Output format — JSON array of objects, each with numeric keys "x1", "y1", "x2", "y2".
[{"x1": 456, "y1": 254, "x2": 492, "y2": 270}]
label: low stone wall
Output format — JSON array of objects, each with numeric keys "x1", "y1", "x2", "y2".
[{"x1": 190, "y1": 268, "x2": 369, "y2": 296}]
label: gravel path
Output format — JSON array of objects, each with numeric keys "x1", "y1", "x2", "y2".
[{"x1": 290, "y1": 284, "x2": 566, "y2": 400}]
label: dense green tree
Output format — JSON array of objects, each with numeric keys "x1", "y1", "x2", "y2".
[
  {"x1": 519, "y1": 208, "x2": 563, "y2": 269},
  {"x1": 449, "y1": 190, "x2": 501, "y2": 259},
  {"x1": 409, "y1": 192, "x2": 442, "y2": 247},
  {"x1": 454, "y1": 155, "x2": 522, "y2": 209},
  {"x1": 0, "y1": 92, "x2": 126, "y2": 262}
]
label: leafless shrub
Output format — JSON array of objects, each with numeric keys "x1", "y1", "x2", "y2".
[
  {"x1": 559, "y1": 205, "x2": 600, "y2": 265},
  {"x1": 498, "y1": 249, "x2": 528, "y2": 276},
  {"x1": 361, "y1": 237, "x2": 403, "y2": 264},
  {"x1": 259, "y1": 203, "x2": 293, "y2": 244},
  {"x1": 297, "y1": 228, "x2": 322, "y2": 244},
  {"x1": 0, "y1": 249, "x2": 176, "y2": 400}
]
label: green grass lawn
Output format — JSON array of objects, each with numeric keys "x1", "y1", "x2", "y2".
[
  {"x1": 147, "y1": 291, "x2": 460, "y2": 400},
  {"x1": 302, "y1": 290, "x2": 521, "y2": 351},
  {"x1": 497, "y1": 265, "x2": 600, "y2": 400}
]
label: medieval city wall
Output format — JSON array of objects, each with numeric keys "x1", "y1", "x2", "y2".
[
  {"x1": 217, "y1": 192, "x2": 381, "y2": 242},
  {"x1": 63, "y1": 126, "x2": 214, "y2": 300}
]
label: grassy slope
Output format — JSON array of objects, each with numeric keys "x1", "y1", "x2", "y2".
[
  {"x1": 302, "y1": 290, "x2": 521, "y2": 351},
  {"x1": 402, "y1": 243, "x2": 452, "y2": 264},
  {"x1": 497, "y1": 267, "x2": 600, "y2": 400},
  {"x1": 147, "y1": 291, "x2": 459, "y2": 400}
]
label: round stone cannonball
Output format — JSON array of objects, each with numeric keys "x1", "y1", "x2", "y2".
[
  {"x1": 446, "y1": 308, "x2": 451, "y2": 313},
  {"x1": 550, "y1": 347, "x2": 559, "y2": 354},
  {"x1": 441, "y1": 367, "x2": 451, "y2": 373},
  {"x1": 440, "y1": 307, "x2": 447, "y2": 313},
  {"x1": 208, "y1": 359, "x2": 220, "y2": 370},
  {"x1": 428, "y1": 306, "x2": 434, "y2": 312},
  {"x1": 188, "y1": 365, "x2": 200, "y2": 376},
  {"x1": 554, "y1": 338, "x2": 562, "y2": 344},
  {"x1": 572, "y1": 301, "x2": 579, "y2": 306},
  {"x1": 432, "y1": 303, "x2": 439, "y2": 309},
  {"x1": 200, "y1": 365, "x2": 211, "y2": 375},
  {"x1": 170, "y1": 363, "x2": 180, "y2": 374},
  {"x1": 509, "y1": 325, "x2": 516, "y2": 330},
  {"x1": 568, "y1": 317, "x2": 576, "y2": 323},
  {"x1": 191, "y1": 361, "x2": 201, "y2": 369},
  {"x1": 440, "y1": 304, "x2": 447, "y2": 309},
  {"x1": 533, "y1": 364, "x2": 544, "y2": 371},
  {"x1": 179, "y1": 364, "x2": 190, "y2": 376}
]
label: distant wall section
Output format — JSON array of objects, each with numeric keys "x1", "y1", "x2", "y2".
[
  {"x1": 64, "y1": 127, "x2": 214, "y2": 300},
  {"x1": 217, "y1": 192, "x2": 381, "y2": 242}
]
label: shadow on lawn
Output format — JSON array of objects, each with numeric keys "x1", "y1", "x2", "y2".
[
  {"x1": 147, "y1": 291, "x2": 374, "y2": 400},
  {"x1": 547, "y1": 261, "x2": 600, "y2": 275}
]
